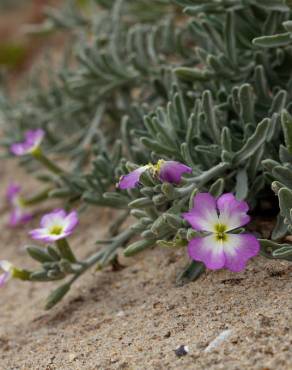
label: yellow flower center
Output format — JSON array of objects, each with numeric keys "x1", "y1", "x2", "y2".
[
  {"x1": 15, "y1": 197, "x2": 26, "y2": 209},
  {"x1": 49, "y1": 225, "x2": 63, "y2": 235},
  {"x1": 30, "y1": 145, "x2": 42, "y2": 157},
  {"x1": 214, "y1": 223, "x2": 227, "y2": 242},
  {"x1": 149, "y1": 159, "x2": 165, "y2": 175}
]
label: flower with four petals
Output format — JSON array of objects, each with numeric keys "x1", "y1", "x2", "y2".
[
  {"x1": 183, "y1": 193, "x2": 260, "y2": 272},
  {"x1": 29, "y1": 209, "x2": 79, "y2": 243}
]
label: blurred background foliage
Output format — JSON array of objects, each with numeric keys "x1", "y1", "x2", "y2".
[{"x1": 0, "y1": 0, "x2": 60, "y2": 71}]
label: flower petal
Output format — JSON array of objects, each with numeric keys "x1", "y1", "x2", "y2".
[
  {"x1": 0, "y1": 272, "x2": 10, "y2": 288},
  {"x1": 182, "y1": 193, "x2": 219, "y2": 232},
  {"x1": 0, "y1": 261, "x2": 13, "y2": 287},
  {"x1": 29, "y1": 228, "x2": 67, "y2": 243},
  {"x1": 118, "y1": 166, "x2": 148, "y2": 189},
  {"x1": 159, "y1": 161, "x2": 192, "y2": 184},
  {"x1": 223, "y1": 234, "x2": 260, "y2": 272},
  {"x1": 29, "y1": 228, "x2": 51, "y2": 241},
  {"x1": 217, "y1": 193, "x2": 250, "y2": 231},
  {"x1": 6, "y1": 183, "x2": 21, "y2": 203},
  {"x1": 0, "y1": 260, "x2": 13, "y2": 272},
  {"x1": 25, "y1": 129, "x2": 44, "y2": 145},
  {"x1": 188, "y1": 235, "x2": 225, "y2": 270},
  {"x1": 9, "y1": 208, "x2": 33, "y2": 227},
  {"x1": 63, "y1": 211, "x2": 79, "y2": 233},
  {"x1": 10, "y1": 143, "x2": 28, "y2": 156},
  {"x1": 40, "y1": 209, "x2": 66, "y2": 229}
]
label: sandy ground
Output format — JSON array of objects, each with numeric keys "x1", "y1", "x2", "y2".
[
  {"x1": 0, "y1": 161, "x2": 291, "y2": 370},
  {"x1": 0, "y1": 6, "x2": 292, "y2": 369}
]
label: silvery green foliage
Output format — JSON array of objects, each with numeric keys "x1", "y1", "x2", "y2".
[
  {"x1": 261, "y1": 110, "x2": 292, "y2": 260},
  {"x1": 1, "y1": 0, "x2": 292, "y2": 306}
]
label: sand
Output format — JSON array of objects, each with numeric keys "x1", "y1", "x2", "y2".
[
  {"x1": 2, "y1": 4, "x2": 291, "y2": 370},
  {"x1": 0, "y1": 160, "x2": 291, "y2": 370}
]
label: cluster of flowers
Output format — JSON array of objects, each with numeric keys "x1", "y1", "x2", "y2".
[
  {"x1": 1, "y1": 130, "x2": 78, "y2": 287},
  {"x1": 0, "y1": 130, "x2": 260, "y2": 288}
]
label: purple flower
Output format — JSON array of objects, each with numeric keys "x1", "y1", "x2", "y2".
[
  {"x1": 118, "y1": 165, "x2": 149, "y2": 190},
  {"x1": 158, "y1": 161, "x2": 192, "y2": 183},
  {"x1": 183, "y1": 193, "x2": 259, "y2": 272},
  {"x1": 29, "y1": 209, "x2": 79, "y2": 243},
  {"x1": 10, "y1": 129, "x2": 45, "y2": 156},
  {"x1": 6, "y1": 183, "x2": 33, "y2": 227},
  {"x1": 118, "y1": 160, "x2": 192, "y2": 189},
  {"x1": 0, "y1": 261, "x2": 13, "y2": 288}
]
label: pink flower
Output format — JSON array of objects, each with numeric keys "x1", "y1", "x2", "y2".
[
  {"x1": 183, "y1": 193, "x2": 259, "y2": 272},
  {"x1": 118, "y1": 160, "x2": 192, "y2": 189},
  {"x1": 6, "y1": 183, "x2": 33, "y2": 227},
  {"x1": 10, "y1": 129, "x2": 44, "y2": 156},
  {"x1": 29, "y1": 209, "x2": 79, "y2": 243},
  {"x1": 0, "y1": 261, "x2": 13, "y2": 288}
]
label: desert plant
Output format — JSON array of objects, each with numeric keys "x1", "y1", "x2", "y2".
[{"x1": 1, "y1": 0, "x2": 292, "y2": 308}]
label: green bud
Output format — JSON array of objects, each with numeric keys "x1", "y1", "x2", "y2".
[
  {"x1": 152, "y1": 194, "x2": 167, "y2": 206},
  {"x1": 128, "y1": 197, "x2": 153, "y2": 208},
  {"x1": 124, "y1": 239, "x2": 154, "y2": 257},
  {"x1": 26, "y1": 246, "x2": 55, "y2": 263},
  {"x1": 47, "y1": 246, "x2": 61, "y2": 261},
  {"x1": 30, "y1": 270, "x2": 51, "y2": 281},
  {"x1": 162, "y1": 213, "x2": 183, "y2": 229}
]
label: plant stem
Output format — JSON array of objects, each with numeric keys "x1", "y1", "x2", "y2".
[
  {"x1": 43, "y1": 228, "x2": 137, "y2": 308},
  {"x1": 32, "y1": 148, "x2": 65, "y2": 175},
  {"x1": 12, "y1": 268, "x2": 31, "y2": 281},
  {"x1": 56, "y1": 239, "x2": 77, "y2": 263},
  {"x1": 22, "y1": 186, "x2": 52, "y2": 206},
  {"x1": 67, "y1": 228, "x2": 137, "y2": 288},
  {"x1": 99, "y1": 227, "x2": 137, "y2": 266}
]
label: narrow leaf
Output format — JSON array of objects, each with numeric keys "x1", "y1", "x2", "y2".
[
  {"x1": 253, "y1": 33, "x2": 291, "y2": 48},
  {"x1": 233, "y1": 118, "x2": 270, "y2": 164},
  {"x1": 176, "y1": 260, "x2": 205, "y2": 286}
]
